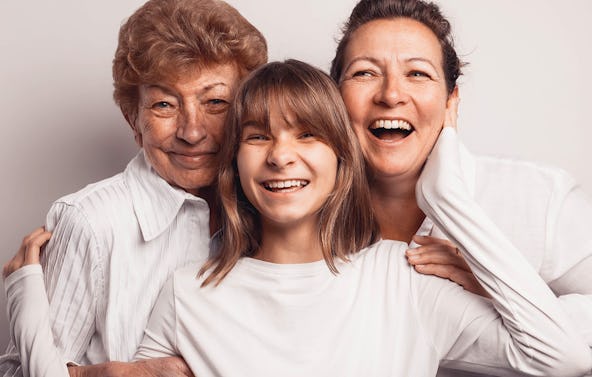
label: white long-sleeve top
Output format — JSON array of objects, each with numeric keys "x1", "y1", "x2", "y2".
[
  {"x1": 4, "y1": 130, "x2": 592, "y2": 376},
  {"x1": 0, "y1": 151, "x2": 210, "y2": 377},
  {"x1": 134, "y1": 128, "x2": 591, "y2": 376},
  {"x1": 425, "y1": 131, "x2": 592, "y2": 377}
]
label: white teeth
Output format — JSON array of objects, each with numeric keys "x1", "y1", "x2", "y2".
[
  {"x1": 264, "y1": 180, "x2": 308, "y2": 189},
  {"x1": 371, "y1": 119, "x2": 412, "y2": 131}
]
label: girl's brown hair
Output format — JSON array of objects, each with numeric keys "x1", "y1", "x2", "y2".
[{"x1": 200, "y1": 59, "x2": 379, "y2": 286}]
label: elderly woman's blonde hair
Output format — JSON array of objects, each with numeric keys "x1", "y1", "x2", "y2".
[{"x1": 112, "y1": 0, "x2": 267, "y2": 124}]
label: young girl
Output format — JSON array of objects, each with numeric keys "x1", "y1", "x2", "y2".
[
  {"x1": 134, "y1": 60, "x2": 590, "y2": 376},
  {"x1": 7, "y1": 60, "x2": 591, "y2": 376}
]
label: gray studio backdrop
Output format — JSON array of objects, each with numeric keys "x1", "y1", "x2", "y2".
[{"x1": 1, "y1": 0, "x2": 591, "y2": 348}]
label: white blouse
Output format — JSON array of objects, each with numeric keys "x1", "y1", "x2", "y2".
[{"x1": 0, "y1": 151, "x2": 210, "y2": 377}]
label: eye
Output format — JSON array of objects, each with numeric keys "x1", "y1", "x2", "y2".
[
  {"x1": 409, "y1": 70, "x2": 431, "y2": 79},
  {"x1": 209, "y1": 98, "x2": 228, "y2": 105},
  {"x1": 205, "y1": 98, "x2": 230, "y2": 114},
  {"x1": 353, "y1": 71, "x2": 371, "y2": 77},
  {"x1": 352, "y1": 70, "x2": 374, "y2": 78},
  {"x1": 299, "y1": 131, "x2": 315, "y2": 139},
  {"x1": 152, "y1": 101, "x2": 172, "y2": 109},
  {"x1": 241, "y1": 128, "x2": 270, "y2": 143},
  {"x1": 246, "y1": 134, "x2": 268, "y2": 141}
]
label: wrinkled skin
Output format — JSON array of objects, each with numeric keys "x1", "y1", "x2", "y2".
[{"x1": 67, "y1": 357, "x2": 194, "y2": 377}]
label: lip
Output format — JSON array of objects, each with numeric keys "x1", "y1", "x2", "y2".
[{"x1": 169, "y1": 151, "x2": 217, "y2": 166}]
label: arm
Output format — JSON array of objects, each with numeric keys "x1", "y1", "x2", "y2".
[
  {"x1": 547, "y1": 183, "x2": 592, "y2": 345},
  {"x1": 2, "y1": 203, "x2": 101, "y2": 377},
  {"x1": 3, "y1": 230, "x2": 194, "y2": 377},
  {"x1": 134, "y1": 278, "x2": 178, "y2": 360},
  {"x1": 67, "y1": 358, "x2": 194, "y2": 377},
  {"x1": 415, "y1": 127, "x2": 592, "y2": 376},
  {"x1": 2, "y1": 229, "x2": 70, "y2": 377}
]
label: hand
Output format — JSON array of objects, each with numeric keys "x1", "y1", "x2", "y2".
[
  {"x1": 3, "y1": 226, "x2": 51, "y2": 279},
  {"x1": 68, "y1": 357, "x2": 194, "y2": 377},
  {"x1": 406, "y1": 235, "x2": 490, "y2": 298}
]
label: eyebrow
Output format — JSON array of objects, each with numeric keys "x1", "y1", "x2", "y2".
[
  {"x1": 144, "y1": 81, "x2": 230, "y2": 95},
  {"x1": 344, "y1": 55, "x2": 440, "y2": 74}
]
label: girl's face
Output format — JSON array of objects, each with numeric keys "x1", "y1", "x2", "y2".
[
  {"x1": 236, "y1": 102, "x2": 338, "y2": 229},
  {"x1": 339, "y1": 18, "x2": 457, "y2": 183}
]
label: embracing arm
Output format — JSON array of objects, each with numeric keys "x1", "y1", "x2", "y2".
[
  {"x1": 2, "y1": 229, "x2": 193, "y2": 377},
  {"x1": 415, "y1": 127, "x2": 592, "y2": 376},
  {"x1": 1, "y1": 203, "x2": 102, "y2": 377},
  {"x1": 67, "y1": 358, "x2": 193, "y2": 377},
  {"x1": 547, "y1": 183, "x2": 592, "y2": 345},
  {"x1": 2, "y1": 229, "x2": 68, "y2": 377}
]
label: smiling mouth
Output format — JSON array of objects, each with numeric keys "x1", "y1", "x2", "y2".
[
  {"x1": 262, "y1": 179, "x2": 309, "y2": 193},
  {"x1": 369, "y1": 119, "x2": 414, "y2": 141}
]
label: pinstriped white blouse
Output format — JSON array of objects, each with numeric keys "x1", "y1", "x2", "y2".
[{"x1": 0, "y1": 150, "x2": 211, "y2": 376}]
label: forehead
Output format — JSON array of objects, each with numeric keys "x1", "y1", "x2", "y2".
[
  {"x1": 140, "y1": 63, "x2": 241, "y2": 95},
  {"x1": 345, "y1": 18, "x2": 443, "y2": 67}
]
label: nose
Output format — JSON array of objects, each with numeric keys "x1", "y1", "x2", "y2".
[
  {"x1": 176, "y1": 105, "x2": 207, "y2": 145},
  {"x1": 266, "y1": 138, "x2": 297, "y2": 168},
  {"x1": 374, "y1": 74, "x2": 409, "y2": 108}
]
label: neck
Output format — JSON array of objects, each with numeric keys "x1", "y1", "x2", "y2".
[
  {"x1": 370, "y1": 175, "x2": 425, "y2": 243},
  {"x1": 255, "y1": 218, "x2": 323, "y2": 264}
]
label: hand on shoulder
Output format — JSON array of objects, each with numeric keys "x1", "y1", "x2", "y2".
[{"x1": 3, "y1": 226, "x2": 51, "y2": 279}]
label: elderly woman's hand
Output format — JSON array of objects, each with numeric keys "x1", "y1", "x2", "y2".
[
  {"x1": 406, "y1": 235, "x2": 490, "y2": 298},
  {"x1": 2, "y1": 226, "x2": 51, "y2": 279},
  {"x1": 68, "y1": 357, "x2": 195, "y2": 377}
]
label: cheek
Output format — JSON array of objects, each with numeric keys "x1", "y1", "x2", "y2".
[
  {"x1": 340, "y1": 85, "x2": 366, "y2": 122},
  {"x1": 415, "y1": 89, "x2": 448, "y2": 125},
  {"x1": 236, "y1": 149, "x2": 254, "y2": 188},
  {"x1": 206, "y1": 114, "x2": 227, "y2": 143},
  {"x1": 138, "y1": 116, "x2": 178, "y2": 147}
]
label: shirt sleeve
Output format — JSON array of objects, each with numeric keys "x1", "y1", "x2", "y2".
[
  {"x1": 546, "y1": 182, "x2": 592, "y2": 345},
  {"x1": 415, "y1": 127, "x2": 592, "y2": 376},
  {"x1": 134, "y1": 277, "x2": 178, "y2": 360},
  {"x1": 1, "y1": 202, "x2": 102, "y2": 377},
  {"x1": 3, "y1": 266, "x2": 69, "y2": 377}
]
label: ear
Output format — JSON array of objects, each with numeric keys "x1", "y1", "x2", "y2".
[
  {"x1": 444, "y1": 86, "x2": 460, "y2": 130},
  {"x1": 124, "y1": 113, "x2": 143, "y2": 148}
]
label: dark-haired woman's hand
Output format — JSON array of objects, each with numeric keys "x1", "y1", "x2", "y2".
[{"x1": 406, "y1": 235, "x2": 490, "y2": 298}]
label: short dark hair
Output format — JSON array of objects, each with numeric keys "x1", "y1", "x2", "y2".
[{"x1": 331, "y1": 0, "x2": 463, "y2": 94}]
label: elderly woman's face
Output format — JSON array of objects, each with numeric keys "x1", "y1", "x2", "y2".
[
  {"x1": 339, "y1": 18, "x2": 456, "y2": 183},
  {"x1": 133, "y1": 64, "x2": 241, "y2": 195}
]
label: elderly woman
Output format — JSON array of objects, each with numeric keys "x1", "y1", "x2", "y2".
[
  {"x1": 330, "y1": 0, "x2": 592, "y2": 375},
  {"x1": 0, "y1": 0, "x2": 266, "y2": 376}
]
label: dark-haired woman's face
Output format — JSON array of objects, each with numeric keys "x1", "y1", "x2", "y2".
[{"x1": 339, "y1": 18, "x2": 457, "y2": 183}]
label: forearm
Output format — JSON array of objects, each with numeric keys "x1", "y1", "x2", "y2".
[
  {"x1": 559, "y1": 294, "x2": 592, "y2": 346},
  {"x1": 67, "y1": 358, "x2": 194, "y2": 377},
  {"x1": 417, "y1": 128, "x2": 592, "y2": 375},
  {"x1": 5, "y1": 265, "x2": 69, "y2": 377}
]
